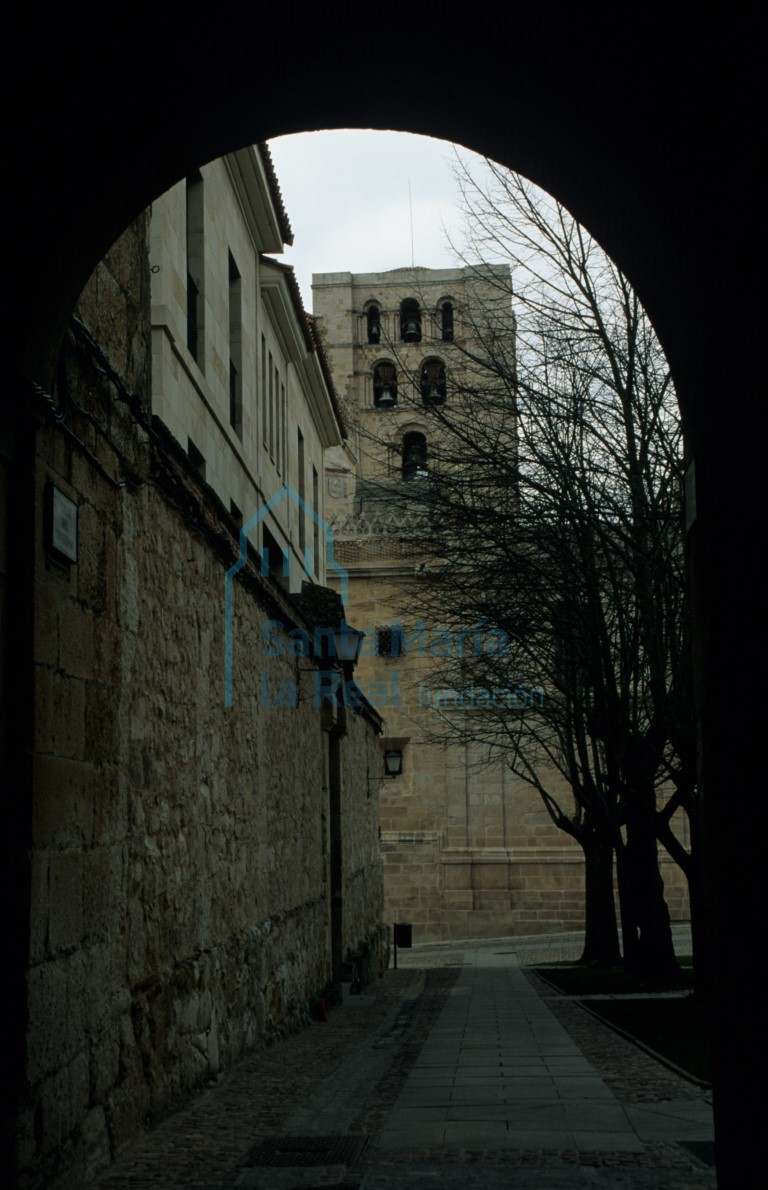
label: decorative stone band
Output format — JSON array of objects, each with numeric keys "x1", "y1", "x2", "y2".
[{"x1": 328, "y1": 509, "x2": 429, "y2": 538}]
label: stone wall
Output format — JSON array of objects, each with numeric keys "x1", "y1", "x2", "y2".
[
  {"x1": 381, "y1": 843, "x2": 691, "y2": 944},
  {"x1": 340, "y1": 702, "x2": 387, "y2": 973},
  {"x1": 18, "y1": 220, "x2": 384, "y2": 1188}
]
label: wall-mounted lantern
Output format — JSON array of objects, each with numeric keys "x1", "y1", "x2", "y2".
[
  {"x1": 333, "y1": 621, "x2": 366, "y2": 665},
  {"x1": 384, "y1": 749, "x2": 403, "y2": 777}
]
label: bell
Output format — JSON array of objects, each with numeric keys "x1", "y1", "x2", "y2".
[
  {"x1": 368, "y1": 316, "x2": 380, "y2": 343},
  {"x1": 402, "y1": 318, "x2": 420, "y2": 342},
  {"x1": 377, "y1": 386, "x2": 396, "y2": 407}
]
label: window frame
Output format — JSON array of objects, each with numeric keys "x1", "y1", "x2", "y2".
[
  {"x1": 402, "y1": 431, "x2": 428, "y2": 481},
  {"x1": 400, "y1": 298, "x2": 422, "y2": 343},
  {"x1": 420, "y1": 357, "x2": 447, "y2": 406},
  {"x1": 376, "y1": 625, "x2": 404, "y2": 657},
  {"x1": 373, "y1": 359, "x2": 398, "y2": 409}
]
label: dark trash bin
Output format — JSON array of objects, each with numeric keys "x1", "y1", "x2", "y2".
[
  {"x1": 393, "y1": 921, "x2": 412, "y2": 967},
  {"x1": 393, "y1": 922, "x2": 412, "y2": 948}
]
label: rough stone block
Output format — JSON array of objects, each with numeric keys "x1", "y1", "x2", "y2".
[
  {"x1": 28, "y1": 852, "x2": 49, "y2": 966},
  {"x1": 48, "y1": 850, "x2": 84, "y2": 954},
  {"x1": 85, "y1": 944, "x2": 120, "y2": 1033},
  {"x1": 52, "y1": 672, "x2": 86, "y2": 760},
  {"x1": 83, "y1": 845, "x2": 122, "y2": 943},
  {"x1": 84, "y1": 681, "x2": 120, "y2": 762},
  {"x1": 105, "y1": 1082, "x2": 147, "y2": 1159},
  {"x1": 92, "y1": 767, "x2": 127, "y2": 845},
  {"x1": 34, "y1": 665, "x2": 55, "y2": 753},
  {"x1": 476, "y1": 863, "x2": 509, "y2": 890},
  {"x1": 36, "y1": 1065, "x2": 71, "y2": 1156},
  {"x1": 36, "y1": 586, "x2": 60, "y2": 666},
  {"x1": 27, "y1": 955, "x2": 86, "y2": 1083},
  {"x1": 76, "y1": 504, "x2": 107, "y2": 612},
  {"x1": 60, "y1": 604, "x2": 95, "y2": 679},
  {"x1": 103, "y1": 524, "x2": 119, "y2": 621},
  {"x1": 81, "y1": 1106, "x2": 111, "y2": 1177},
  {"x1": 93, "y1": 616, "x2": 122, "y2": 684}
]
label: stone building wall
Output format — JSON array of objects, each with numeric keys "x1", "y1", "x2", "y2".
[
  {"x1": 340, "y1": 702, "x2": 387, "y2": 970},
  {"x1": 19, "y1": 219, "x2": 384, "y2": 1189},
  {"x1": 343, "y1": 564, "x2": 587, "y2": 942}
]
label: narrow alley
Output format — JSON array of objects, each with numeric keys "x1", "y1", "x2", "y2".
[{"x1": 90, "y1": 932, "x2": 713, "y2": 1189}]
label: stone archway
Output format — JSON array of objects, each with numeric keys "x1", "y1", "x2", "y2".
[{"x1": 6, "y1": 10, "x2": 760, "y2": 1187}]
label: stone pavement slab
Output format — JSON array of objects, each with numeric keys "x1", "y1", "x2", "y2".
[{"x1": 625, "y1": 1100, "x2": 716, "y2": 1140}]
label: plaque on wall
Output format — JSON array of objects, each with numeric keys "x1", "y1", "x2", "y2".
[
  {"x1": 46, "y1": 483, "x2": 78, "y2": 564},
  {"x1": 327, "y1": 477, "x2": 349, "y2": 498}
]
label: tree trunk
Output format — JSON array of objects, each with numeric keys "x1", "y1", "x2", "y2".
[
  {"x1": 655, "y1": 797, "x2": 708, "y2": 1002},
  {"x1": 622, "y1": 799, "x2": 679, "y2": 980},
  {"x1": 614, "y1": 840, "x2": 640, "y2": 971},
  {"x1": 579, "y1": 825, "x2": 621, "y2": 966}
]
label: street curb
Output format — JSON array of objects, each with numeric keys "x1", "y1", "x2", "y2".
[
  {"x1": 528, "y1": 966, "x2": 711, "y2": 1090},
  {"x1": 575, "y1": 998, "x2": 712, "y2": 1090}
]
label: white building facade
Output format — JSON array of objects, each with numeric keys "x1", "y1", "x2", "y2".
[{"x1": 150, "y1": 145, "x2": 345, "y2": 589}]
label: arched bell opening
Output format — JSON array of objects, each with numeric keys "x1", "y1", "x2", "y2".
[
  {"x1": 373, "y1": 361, "x2": 398, "y2": 408},
  {"x1": 365, "y1": 303, "x2": 381, "y2": 345},
  {"x1": 420, "y1": 358, "x2": 446, "y2": 406},
  {"x1": 402, "y1": 430, "x2": 428, "y2": 480},
  {"x1": 400, "y1": 298, "x2": 422, "y2": 344}
]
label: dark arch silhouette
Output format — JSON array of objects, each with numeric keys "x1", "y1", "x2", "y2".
[{"x1": 6, "y1": 10, "x2": 760, "y2": 1187}]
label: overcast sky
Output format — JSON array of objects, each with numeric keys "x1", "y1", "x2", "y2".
[{"x1": 268, "y1": 130, "x2": 490, "y2": 310}]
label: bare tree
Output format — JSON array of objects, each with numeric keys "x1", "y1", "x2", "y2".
[{"x1": 356, "y1": 159, "x2": 698, "y2": 979}]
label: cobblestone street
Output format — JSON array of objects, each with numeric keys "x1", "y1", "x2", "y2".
[{"x1": 91, "y1": 933, "x2": 714, "y2": 1189}]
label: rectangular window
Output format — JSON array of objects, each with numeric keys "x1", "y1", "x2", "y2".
[
  {"x1": 186, "y1": 172, "x2": 205, "y2": 366},
  {"x1": 298, "y1": 428, "x2": 306, "y2": 561},
  {"x1": 268, "y1": 352, "x2": 274, "y2": 458},
  {"x1": 262, "y1": 524, "x2": 289, "y2": 588},
  {"x1": 376, "y1": 626, "x2": 403, "y2": 657},
  {"x1": 312, "y1": 465, "x2": 320, "y2": 578},
  {"x1": 228, "y1": 251, "x2": 242, "y2": 436},
  {"x1": 275, "y1": 368, "x2": 282, "y2": 475},
  {"x1": 281, "y1": 382, "x2": 287, "y2": 476},
  {"x1": 261, "y1": 335, "x2": 267, "y2": 449},
  {"x1": 187, "y1": 272, "x2": 200, "y2": 358},
  {"x1": 229, "y1": 359, "x2": 239, "y2": 429}
]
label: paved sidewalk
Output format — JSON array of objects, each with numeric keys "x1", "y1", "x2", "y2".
[
  {"x1": 380, "y1": 948, "x2": 650, "y2": 1152},
  {"x1": 91, "y1": 935, "x2": 715, "y2": 1189}
]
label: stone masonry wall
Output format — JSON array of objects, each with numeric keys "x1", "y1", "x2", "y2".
[
  {"x1": 340, "y1": 704, "x2": 387, "y2": 974},
  {"x1": 20, "y1": 220, "x2": 384, "y2": 1188}
]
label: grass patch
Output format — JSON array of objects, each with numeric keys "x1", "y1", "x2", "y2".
[
  {"x1": 584, "y1": 996, "x2": 711, "y2": 1083},
  {"x1": 533, "y1": 962, "x2": 695, "y2": 996}
]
